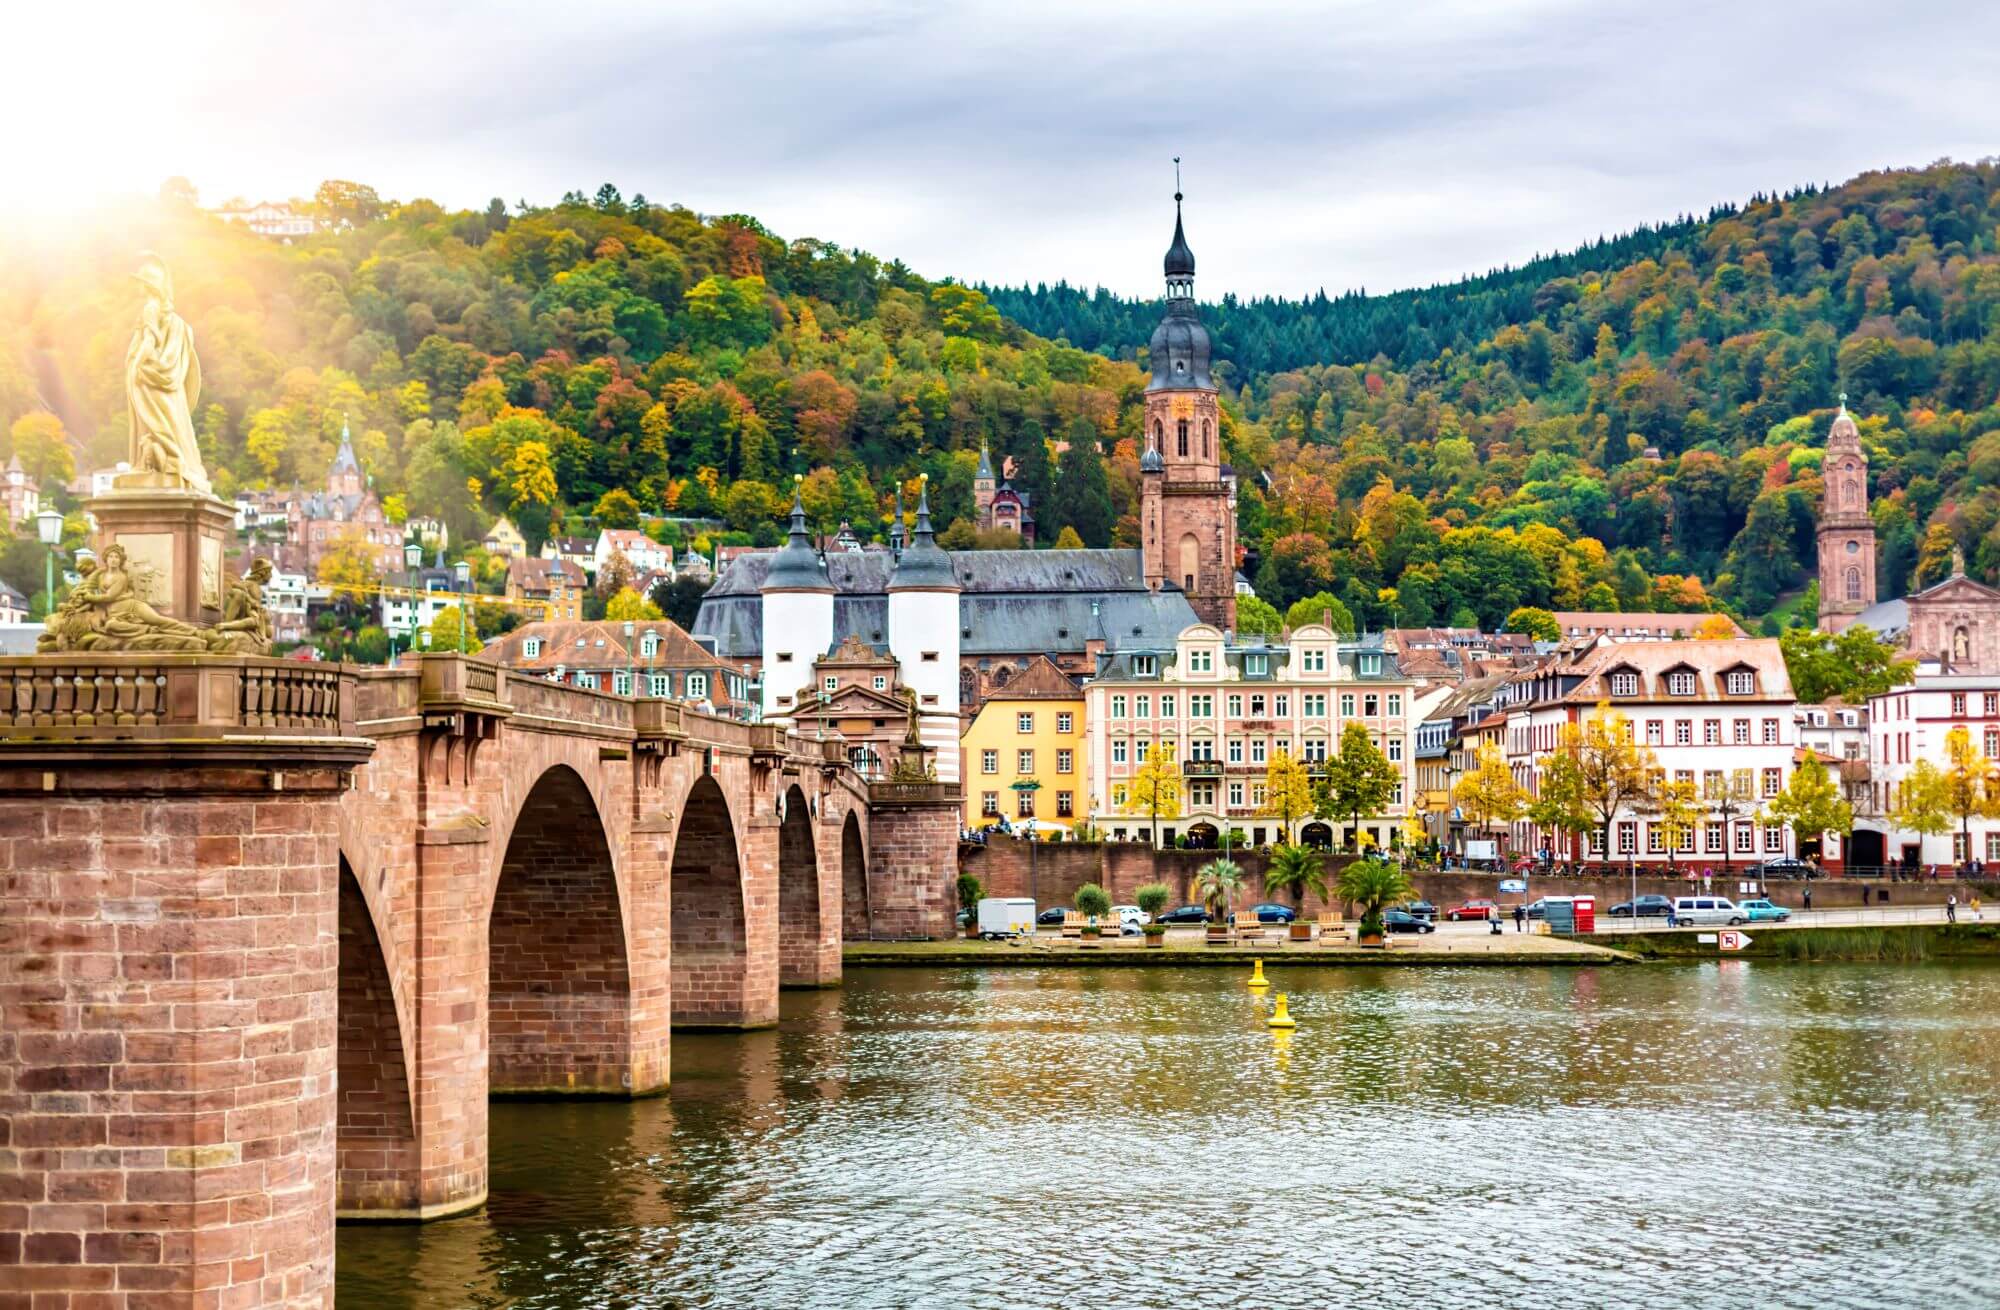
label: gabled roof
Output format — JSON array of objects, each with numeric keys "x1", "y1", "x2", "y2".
[
  {"x1": 485, "y1": 618, "x2": 744, "y2": 675},
  {"x1": 981, "y1": 654, "x2": 1080, "y2": 701},
  {"x1": 1558, "y1": 637, "x2": 1792, "y2": 703},
  {"x1": 790, "y1": 683, "x2": 911, "y2": 718}
]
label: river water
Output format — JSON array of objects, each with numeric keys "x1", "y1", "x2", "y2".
[{"x1": 337, "y1": 963, "x2": 2000, "y2": 1309}]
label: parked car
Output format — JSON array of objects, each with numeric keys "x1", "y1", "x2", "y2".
[
  {"x1": 1607, "y1": 894, "x2": 1674, "y2": 918},
  {"x1": 1155, "y1": 904, "x2": 1208, "y2": 925},
  {"x1": 1382, "y1": 909, "x2": 1436, "y2": 934},
  {"x1": 1524, "y1": 898, "x2": 1553, "y2": 920},
  {"x1": 1249, "y1": 903, "x2": 1298, "y2": 924},
  {"x1": 1036, "y1": 906, "x2": 1069, "y2": 926},
  {"x1": 1403, "y1": 900, "x2": 1438, "y2": 921},
  {"x1": 1759, "y1": 856, "x2": 1819, "y2": 880},
  {"x1": 1671, "y1": 896, "x2": 1746, "y2": 926},
  {"x1": 1444, "y1": 899, "x2": 1496, "y2": 922},
  {"x1": 1110, "y1": 904, "x2": 1151, "y2": 926},
  {"x1": 1737, "y1": 898, "x2": 1792, "y2": 922}
]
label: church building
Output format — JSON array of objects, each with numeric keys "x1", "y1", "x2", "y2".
[
  {"x1": 694, "y1": 192, "x2": 1239, "y2": 713},
  {"x1": 1820, "y1": 400, "x2": 2000, "y2": 673}
]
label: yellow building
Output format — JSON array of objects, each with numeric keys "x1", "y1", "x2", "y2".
[{"x1": 960, "y1": 655, "x2": 1087, "y2": 836}]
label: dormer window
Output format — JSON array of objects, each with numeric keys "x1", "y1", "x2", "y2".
[
  {"x1": 1359, "y1": 653, "x2": 1381, "y2": 677},
  {"x1": 1667, "y1": 670, "x2": 1696, "y2": 697},
  {"x1": 1609, "y1": 671, "x2": 1640, "y2": 697},
  {"x1": 1726, "y1": 670, "x2": 1756, "y2": 696},
  {"x1": 1189, "y1": 649, "x2": 1213, "y2": 673},
  {"x1": 640, "y1": 632, "x2": 659, "y2": 658},
  {"x1": 1243, "y1": 654, "x2": 1267, "y2": 676},
  {"x1": 1132, "y1": 656, "x2": 1157, "y2": 677},
  {"x1": 523, "y1": 638, "x2": 542, "y2": 659}
]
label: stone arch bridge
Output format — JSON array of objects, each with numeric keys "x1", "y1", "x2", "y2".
[{"x1": 0, "y1": 654, "x2": 959, "y2": 1307}]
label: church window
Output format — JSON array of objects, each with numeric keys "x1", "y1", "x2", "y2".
[
  {"x1": 1202, "y1": 419, "x2": 1211, "y2": 458},
  {"x1": 1845, "y1": 540, "x2": 1858, "y2": 555},
  {"x1": 1177, "y1": 419, "x2": 1189, "y2": 457},
  {"x1": 1845, "y1": 568, "x2": 1861, "y2": 600}
]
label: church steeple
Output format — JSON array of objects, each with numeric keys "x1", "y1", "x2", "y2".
[
  {"x1": 1164, "y1": 158, "x2": 1195, "y2": 301},
  {"x1": 1816, "y1": 394, "x2": 1877, "y2": 632}
]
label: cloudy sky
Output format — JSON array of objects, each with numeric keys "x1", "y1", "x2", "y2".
[{"x1": 8, "y1": 0, "x2": 1997, "y2": 298}]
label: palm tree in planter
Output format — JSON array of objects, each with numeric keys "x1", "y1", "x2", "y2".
[
  {"x1": 1337, "y1": 855, "x2": 1413, "y2": 948},
  {"x1": 1193, "y1": 858, "x2": 1243, "y2": 940},
  {"x1": 1134, "y1": 882, "x2": 1173, "y2": 948},
  {"x1": 957, "y1": 872, "x2": 985, "y2": 938},
  {"x1": 1264, "y1": 844, "x2": 1328, "y2": 941},
  {"x1": 1073, "y1": 881, "x2": 1113, "y2": 938}
]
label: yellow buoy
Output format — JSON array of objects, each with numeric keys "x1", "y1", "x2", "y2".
[
  {"x1": 1267, "y1": 992, "x2": 1297, "y2": 1029},
  {"x1": 1247, "y1": 958, "x2": 1270, "y2": 989}
]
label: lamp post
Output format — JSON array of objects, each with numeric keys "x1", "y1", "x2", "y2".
[
  {"x1": 452, "y1": 560, "x2": 471, "y2": 654},
  {"x1": 400, "y1": 540, "x2": 422, "y2": 663},
  {"x1": 36, "y1": 508, "x2": 63, "y2": 619},
  {"x1": 623, "y1": 618, "x2": 636, "y2": 699}
]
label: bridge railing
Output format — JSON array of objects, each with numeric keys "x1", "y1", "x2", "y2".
[
  {"x1": 867, "y1": 779, "x2": 962, "y2": 806},
  {"x1": 0, "y1": 656, "x2": 353, "y2": 738}
]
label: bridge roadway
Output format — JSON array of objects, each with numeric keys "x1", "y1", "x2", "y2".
[{"x1": 0, "y1": 653, "x2": 961, "y2": 1308}]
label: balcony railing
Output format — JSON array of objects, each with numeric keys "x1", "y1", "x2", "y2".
[{"x1": 1183, "y1": 759, "x2": 1223, "y2": 777}]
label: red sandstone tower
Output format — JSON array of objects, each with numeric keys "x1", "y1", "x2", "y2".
[
  {"x1": 1816, "y1": 398, "x2": 1877, "y2": 632},
  {"x1": 1140, "y1": 184, "x2": 1237, "y2": 631}
]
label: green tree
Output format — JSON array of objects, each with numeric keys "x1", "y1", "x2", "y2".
[
  {"x1": 1048, "y1": 418, "x2": 1114, "y2": 546},
  {"x1": 1336, "y1": 855, "x2": 1414, "y2": 939},
  {"x1": 1192, "y1": 858, "x2": 1243, "y2": 921},
  {"x1": 1319, "y1": 722, "x2": 1399, "y2": 849},
  {"x1": 424, "y1": 603, "x2": 484, "y2": 654},
  {"x1": 1284, "y1": 592, "x2": 1356, "y2": 635},
  {"x1": 1262, "y1": 843, "x2": 1327, "y2": 912},
  {"x1": 1543, "y1": 703, "x2": 1656, "y2": 863},
  {"x1": 1504, "y1": 605, "x2": 1560, "y2": 642},
  {"x1": 1236, "y1": 595, "x2": 1283, "y2": 637},
  {"x1": 1072, "y1": 880, "x2": 1113, "y2": 929},
  {"x1": 1778, "y1": 626, "x2": 1917, "y2": 704}
]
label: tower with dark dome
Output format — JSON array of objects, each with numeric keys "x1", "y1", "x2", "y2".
[{"x1": 1139, "y1": 176, "x2": 1236, "y2": 630}]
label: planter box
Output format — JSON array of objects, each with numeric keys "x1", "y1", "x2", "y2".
[
  {"x1": 1289, "y1": 922, "x2": 1313, "y2": 942},
  {"x1": 1358, "y1": 933, "x2": 1385, "y2": 948},
  {"x1": 1144, "y1": 934, "x2": 1166, "y2": 949}
]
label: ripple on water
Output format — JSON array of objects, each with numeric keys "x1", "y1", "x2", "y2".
[{"x1": 336, "y1": 962, "x2": 2000, "y2": 1310}]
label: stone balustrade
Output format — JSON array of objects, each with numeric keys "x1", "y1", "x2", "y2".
[{"x1": 0, "y1": 654, "x2": 353, "y2": 738}]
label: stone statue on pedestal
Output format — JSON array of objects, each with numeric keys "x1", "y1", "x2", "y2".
[
  {"x1": 124, "y1": 255, "x2": 211, "y2": 496},
  {"x1": 209, "y1": 559, "x2": 274, "y2": 655}
]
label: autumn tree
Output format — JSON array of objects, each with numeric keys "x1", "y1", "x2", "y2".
[
  {"x1": 1454, "y1": 742, "x2": 1526, "y2": 843},
  {"x1": 1653, "y1": 779, "x2": 1705, "y2": 870},
  {"x1": 1258, "y1": 748, "x2": 1316, "y2": 844},
  {"x1": 1890, "y1": 759, "x2": 1953, "y2": 850},
  {"x1": 593, "y1": 487, "x2": 642, "y2": 528},
  {"x1": 1764, "y1": 754, "x2": 1854, "y2": 858},
  {"x1": 1320, "y1": 722, "x2": 1399, "y2": 850},
  {"x1": 1504, "y1": 606, "x2": 1560, "y2": 642},
  {"x1": 316, "y1": 531, "x2": 379, "y2": 605},
  {"x1": 7, "y1": 413, "x2": 75, "y2": 488},
  {"x1": 1124, "y1": 749, "x2": 1183, "y2": 849},
  {"x1": 1692, "y1": 614, "x2": 1738, "y2": 640},
  {"x1": 605, "y1": 586, "x2": 664, "y2": 621},
  {"x1": 1541, "y1": 703, "x2": 1656, "y2": 864},
  {"x1": 1705, "y1": 769, "x2": 1758, "y2": 870},
  {"x1": 1942, "y1": 726, "x2": 1998, "y2": 863}
]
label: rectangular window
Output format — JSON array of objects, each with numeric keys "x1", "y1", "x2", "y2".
[
  {"x1": 920, "y1": 652, "x2": 939, "y2": 663},
  {"x1": 1674, "y1": 720, "x2": 1692, "y2": 745},
  {"x1": 1227, "y1": 738, "x2": 1243, "y2": 764},
  {"x1": 823, "y1": 675, "x2": 837, "y2": 692},
  {"x1": 1227, "y1": 694, "x2": 1243, "y2": 718},
  {"x1": 1702, "y1": 770, "x2": 1724, "y2": 799},
  {"x1": 648, "y1": 674, "x2": 670, "y2": 697},
  {"x1": 1189, "y1": 649, "x2": 1213, "y2": 673},
  {"x1": 1274, "y1": 694, "x2": 1290, "y2": 717},
  {"x1": 1056, "y1": 750, "x2": 1073, "y2": 774},
  {"x1": 1250, "y1": 695, "x2": 1266, "y2": 717},
  {"x1": 1302, "y1": 738, "x2": 1327, "y2": 763},
  {"x1": 1302, "y1": 649, "x2": 1326, "y2": 673},
  {"x1": 1762, "y1": 718, "x2": 1779, "y2": 744},
  {"x1": 1251, "y1": 739, "x2": 1267, "y2": 765},
  {"x1": 1057, "y1": 791, "x2": 1074, "y2": 817},
  {"x1": 1387, "y1": 694, "x2": 1402, "y2": 718},
  {"x1": 1704, "y1": 719, "x2": 1720, "y2": 745},
  {"x1": 1588, "y1": 830, "x2": 1605, "y2": 855},
  {"x1": 1387, "y1": 736, "x2": 1403, "y2": 762},
  {"x1": 1765, "y1": 826, "x2": 1784, "y2": 853},
  {"x1": 1112, "y1": 741, "x2": 1127, "y2": 765},
  {"x1": 1132, "y1": 656, "x2": 1156, "y2": 677},
  {"x1": 1617, "y1": 821, "x2": 1637, "y2": 855},
  {"x1": 1736, "y1": 824, "x2": 1755, "y2": 853},
  {"x1": 1017, "y1": 712, "x2": 1035, "y2": 733},
  {"x1": 1728, "y1": 670, "x2": 1755, "y2": 695},
  {"x1": 1018, "y1": 750, "x2": 1035, "y2": 774},
  {"x1": 1952, "y1": 693, "x2": 1967, "y2": 715},
  {"x1": 1189, "y1": 738, "x2": 1213, "y2": 761},
  {"x1": 1705, "y1": 822, "x2": 1724, "y2": 853},
  {"x1": 1363, "y1": 694, "x2": 1379, "y2": 717},
  {"x1": 1668, "y1": 671, "x2": 1695, "y2": 696},
  {"x1": 1762, "y1": 767, "x2": 1782, "y2": 798},
  {"x1": 1135, "y1": 740, "x2": 1150, "y2": 764},
  {"x1": 613, "y1": 670, "x2": 633, "y2": 696},
  {"x1": 1159, "y1": 695, "x2": 1177, "y2": 718},
  {"x1": 1987, "y1": 833, "x2": 2000, "y2": 862},
  {"x1": 1135, "y1": 695, "x2": 1151, "y2": 719},
  {"x1": 982, "y1": 792, "x2": 999, "y2": 816},
  {"x1": 1190, "y1": 695, "x2": 1213, "y2": 718},
  {"x1": 982, "y1": 750, "x2": 998, "y2": 774},
  {"x1": 1056, "y1": 712, "x2": 1073, "y2": 734},
  {"x1": 1112, "y1": 784, "x2": 1128, "y2": 808},
  {"x1": 1647, "y1": 825, "x2": 1665, "y2": 854},
  {"x1": 1304, "y1": 694, "x2": 1326, "y2": 717},
  {"x1": 1251, "y1": 783, "x2": 1266, "y2": 806},
  {"x1": 1243, "y1": 654, "x2": 1266, "y2": 676},
  {"x1": 1017, "y1": 790, "x2": 1035, "y2": 818},
  {"x1": 1987, "y1": 694, "x2": 1998, "y2": 717},
  {"x1": 1340, "y1": 694, "x2": 1356, "y2": 717},
  {"x1": 1987, "y1": 729, "x2": 2000, "y2": 759},
  {"x1": 1610, "y1": 672, "x2": 1639, "y2": 697},
  {"x1": 687, "y1": 674, "x2": 707, "y2": 699},
  {"x1": 1228, "y1": 782, "x2": 1244, "y2": 807},
  {"x1": 1645, "y1": 720, "x2": 1663, "y2": 745},
  {"x1": 1111, "y1": 695, "x2": 1127, "y2": 719},
  {"x1": 523, "y1": 638, "x2": 542, "y2": 658},
  {"x1": 1733, "y1": 719, "x2": 1750, "y2": 744}
]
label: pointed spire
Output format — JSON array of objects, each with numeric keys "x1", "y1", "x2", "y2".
[
  {"x1": 976, "y1": 439, "x2": 995, "y2": 481},
  {"x1": 913, "y1": 475, "x2": 935, "y2": 540},
  {"x1": 890, "y1": 482, "x2": 906, "y2": 557},
  {"x1": 787, "y1": 474, "x2": 809, "y2": 541},
  {"x1": 1164, "y1": 156, "x2": 1195, "y2": 285}
]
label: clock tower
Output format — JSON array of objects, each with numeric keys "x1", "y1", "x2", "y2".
[{"x1": 1139, "y1": 181, "x2": 1236, "y2": 631}]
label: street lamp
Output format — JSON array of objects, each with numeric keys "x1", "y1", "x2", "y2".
[
  {"x1": 398, "y1": 541, "x2": 422, "y2": 662},
  {"x1": 623, "y1": 618, "x2": 636, "y2": 699},
  {"x1": 452, "y1": 560, "x2": 471, "y2": 654},
  {"x1": 35, "y1": 508, "x2": 62, "y2": 617}
]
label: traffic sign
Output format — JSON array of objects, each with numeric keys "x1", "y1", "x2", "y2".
[{"x1": 1718, "y1": 930, "x2": 1752, "y2": 952}]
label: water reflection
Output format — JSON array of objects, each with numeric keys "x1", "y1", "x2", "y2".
[{"x1": 338, "y1": 963, "x2": 2000, "y2": 1309}]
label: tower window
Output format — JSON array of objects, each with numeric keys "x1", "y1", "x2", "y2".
[
  {"x1": 1177, "y1": 419, "x2": 1189, "y2": 457},
  {"x1": 1202, "y1": 419, "x2": 1211, "y2": 459},
  {"x1": 1845, "y1": 567, "x2": 1861, "y2": 600}
]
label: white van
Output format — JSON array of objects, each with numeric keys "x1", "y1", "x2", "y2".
[
  {"x1": 1671, "y1": 896, "x2": 1746, "y2": 926},
  {"x1": 976, "y1": 897, "x2": 1036, "y2": 939}
]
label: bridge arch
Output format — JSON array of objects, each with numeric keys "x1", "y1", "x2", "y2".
[
  {"x1": 487, "y1": 763, "x2": 633, "y2": 1093},
  {"x1": 778, "y1": 783, "x2": 834, "y2": 986},
  {"x1": 336, "y1": 853, "x2": 418, "y2": 1215},
  {"x1": 672, "y1": 773, "x2": 757, "y2": 1027},
  {"x1": 841, "y1": 809, "x2": 871, "y2": 940}
]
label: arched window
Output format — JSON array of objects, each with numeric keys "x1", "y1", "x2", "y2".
[
  {"x1": 1177, "y1": 419, "x2": 1189, "y2": 458},
  {"x1": 1845, "y1": 567, "x2": 1861, "y2": 600},
  {"x1": 1179, "y1": 533, "x2": 1200, "y2": 592},
  {"x1": 1202, "y1": 418, "x2": 1211, "y2": 459}
]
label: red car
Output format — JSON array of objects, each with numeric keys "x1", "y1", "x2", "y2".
[{"x1": 1445, "y1": 898, "x2": 1498, "y2": 922}]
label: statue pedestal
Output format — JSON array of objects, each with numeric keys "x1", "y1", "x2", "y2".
[{"x1": 86, "y1": 477, "x2": 235, "y2": 627}]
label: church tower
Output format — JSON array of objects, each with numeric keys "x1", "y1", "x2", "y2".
[
  {"x1": 1140, "y1": 176, "x2": 1236, "y2": 630},
  {"x1": 1816, "y1": 397, "x2": 1877, "y2": 632}
]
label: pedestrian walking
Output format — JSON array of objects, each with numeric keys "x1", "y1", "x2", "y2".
[
  {"x1": 1513, "y1": 903, "x2": 1526, "y2": 932},
  {"x1": 1973, "y1": 894, "x2": 1983, "y2": 922},
  {"x1": 1489, "y1": 905, "x2": 1502, "y2": 935},
  {"x1": 1947, "y1": 894, "x2": 1958, "y2": 924},
  {"x1": 1803, "y1": 886, "x2": 1812, "y2": 913}
]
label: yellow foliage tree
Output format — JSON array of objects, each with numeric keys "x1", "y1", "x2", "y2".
[
  {"x1": 1453, "y1": 741, "x2": 1525, "y2": 841},
  {"x1": 316, "y1": 530, "x2": 379, "y2": 605},
  {"x1": 1692, "y1": 613, "x2": 1738, "y2": 640},
  {"x1": 1653, "y1": 778, "x2": 1704, "y2": 868},
  {"x1": 1257, "y1": 748, "x2": 1316, "y2": 844},
  {"x1": 605, "y1": 586, "x2": 663, "y2": 621},
  {"x1": 1123, "y1": 748, "x2": 1183, "y2": 849},
  {"x1": 1943, "y1": 726, "x2": 1999, "y2": 861}
]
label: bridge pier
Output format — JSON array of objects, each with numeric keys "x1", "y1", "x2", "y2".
[{"x1": 0, "y1": 658, "x2": 372, "y2": 1310}]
